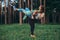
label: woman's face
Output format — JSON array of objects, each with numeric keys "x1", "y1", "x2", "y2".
[{"x1": 39, "y1": 6, "x2": 44, "y2": 13}]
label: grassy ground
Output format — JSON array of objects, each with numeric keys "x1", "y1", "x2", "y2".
[{"x1": 0, "y1": 23, "x2": 60, "y2": 40}]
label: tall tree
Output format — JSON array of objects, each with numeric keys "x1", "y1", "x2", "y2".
[{"x1": 4, "y1": 0, "x2": 7, "y2": 24}]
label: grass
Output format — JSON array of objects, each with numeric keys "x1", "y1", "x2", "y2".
[{"x1": 0, "y1": 23, "x2": 60, "y2": 40}]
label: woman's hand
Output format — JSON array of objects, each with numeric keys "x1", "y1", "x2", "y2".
[{"x1": 33, "y1": 10, "x2": 38, "y2": 15}]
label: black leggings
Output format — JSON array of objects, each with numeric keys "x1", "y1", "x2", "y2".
[{"x1": 28, "y1": 17, "x2": 35, "y2": 35}]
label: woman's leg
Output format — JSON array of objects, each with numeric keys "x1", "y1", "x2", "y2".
[
  {"x1": 30, "y1": 20, "x2": 35, "y2": 35},
  {"x1": 28, "y1": 18, "x2": 35, "y2": 35}
]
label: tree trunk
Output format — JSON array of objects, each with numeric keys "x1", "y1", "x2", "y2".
[
  {"x1": 4, "y1": 0, "x2": 7, "y2": 24},
  {"x1": 0, "y1": 0, "x2": 1, "y2": 24},
  {"x1": 8, "y1": 0, "x2": 11, "y2": 24},
  {"x1": 19, "y1": 0, "x2": 22, "y2": 25}
]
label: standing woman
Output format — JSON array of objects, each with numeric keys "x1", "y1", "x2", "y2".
[
  {"x1": 16, "y1": 7, "x2": 44, "y2": 37},
  {"x1": 14, "y1": 7, "x2": 43, "y2": 38}
]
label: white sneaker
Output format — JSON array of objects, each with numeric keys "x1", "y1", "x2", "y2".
[{"x1": 31, "y1": 34, "x2": 36, "y2": 38}]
